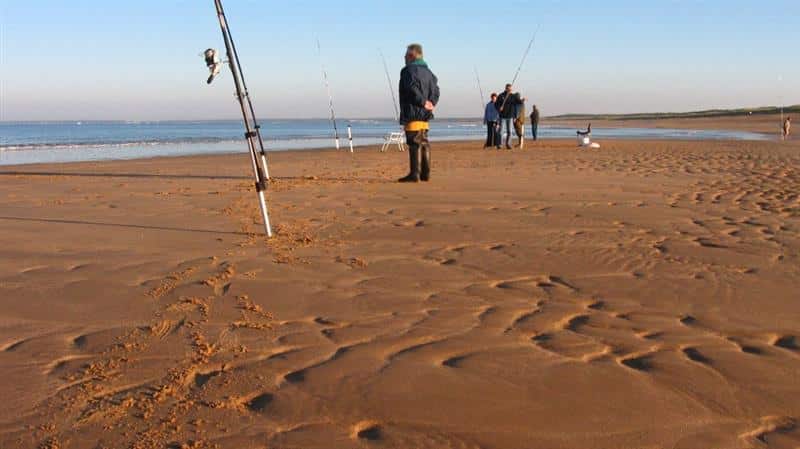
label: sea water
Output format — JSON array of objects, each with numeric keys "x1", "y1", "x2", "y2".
[{"x1": 0, "y1": 119, "x2": 768, "y2": 166}]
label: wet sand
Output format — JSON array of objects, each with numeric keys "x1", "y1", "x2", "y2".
[
  {"x1": 546, "y1": 112, "x2": 790, "y2": 135},
  {"x1": 1, "y1": 138, "x2": 799, "y2": 448}
]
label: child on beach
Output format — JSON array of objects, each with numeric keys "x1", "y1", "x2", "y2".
[
  {"x1": 484, "y1": 93, "x2": 501, "y2": 149},
  {"x1": 783, "y1": 117, "x2": 791, "y2": 140}
]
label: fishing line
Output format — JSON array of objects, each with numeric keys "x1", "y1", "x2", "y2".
[
  {"x1": 475, "y1": 65, "x2": 486, "y2": 111},
  {"x1": 316, "y1": 38, "x2": 341, "y2": 150},
  {"x1": 499, "y1": 25, "x2": 540, "y2": 112},
  {"x1": 510, "y1": 25, "x2": 540, "y2": 87},
  {"x1": 379, "y1": 49, "x2": 401, "y2": 122}
]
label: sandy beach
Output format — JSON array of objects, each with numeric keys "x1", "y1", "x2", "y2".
[{"x1": 1, "y1": 137, "x2": 799, "y2": 448}]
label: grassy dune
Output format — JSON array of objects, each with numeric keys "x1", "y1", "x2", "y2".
[{"x1": 549, "y1": 105, "x2": 799, "y2": 121}]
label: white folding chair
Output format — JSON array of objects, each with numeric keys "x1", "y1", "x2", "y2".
[{"x1": 381, "y1": 131, "x2": 406, "y2": 152}]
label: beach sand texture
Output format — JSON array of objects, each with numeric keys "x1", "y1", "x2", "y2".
[{"x1": 1, "y1": 138, "x2": 799, "y2": 448}]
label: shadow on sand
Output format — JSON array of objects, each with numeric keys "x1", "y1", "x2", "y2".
[
  {"x1": 0, "y1": 171, "x2": 391, "y2": 183},
  {"x1": 0, "y1": 216, "x2": 249, "y2": 236},
  {"x1": 0, "y1": 171, "x2": 249, "y2": 181}
]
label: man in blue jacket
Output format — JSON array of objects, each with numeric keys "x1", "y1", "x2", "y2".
[
  {"x1": 398, "y1": 43, "x2": 440, "y2": 183},
  {"x1": 484, "y1": 93, "x2": 500, "y2": 149}
]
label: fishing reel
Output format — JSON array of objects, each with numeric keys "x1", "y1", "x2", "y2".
[{"x1": 203, "y1": 48, "x2": 223, "y2": 84}]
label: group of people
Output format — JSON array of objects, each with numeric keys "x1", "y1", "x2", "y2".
[
  {"x1": 483, "y1": 84, "x2": 540, "y2": 149},
  {"x1": 393, "y1": 44, "x2": 538, "y2": 183},
  {"x1": 393, "y1": 42, "x2": 793, "y2": 184}
]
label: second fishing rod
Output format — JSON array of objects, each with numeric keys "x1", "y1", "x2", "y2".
[{"x1": 497, "y1": 26, "x2": 540, "y2": 113}]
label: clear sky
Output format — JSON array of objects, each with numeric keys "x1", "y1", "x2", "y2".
[{"x1": 1, "y1": 0, "x2": 798, "y2": 121}]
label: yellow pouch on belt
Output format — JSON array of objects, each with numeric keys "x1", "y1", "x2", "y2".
[{"x1": 404, "y1": 121, "x2": 430, "y2": 132}]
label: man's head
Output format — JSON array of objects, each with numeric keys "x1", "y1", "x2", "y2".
[
  {"x1": 533, "y1": 104, "x2": 538, "y2": 110},
  {"x1": 490, "y1": 93, "x2": 497, "y2": 102},
  {"x1": 405, "y1": 44, "x2": 423, "y2": 64},
  {"x1": 505, "y1": 83, "x2": 513, "y2": 93}
]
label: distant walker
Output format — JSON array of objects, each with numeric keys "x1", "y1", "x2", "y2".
[{"x1": 529, "y1": 105, "x2": 540, "y2": 141}]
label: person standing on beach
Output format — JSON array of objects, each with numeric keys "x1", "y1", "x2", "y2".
[
  {"x1": 484, "y1": 93, "x2": 501, "y2": 149},
  {"x1": 496, "y1": 84, "x2": 524, "y2": 149},
  {"x1": 514, "y1": 98, "x2": 526, "y2": 148},
  {"x1": 398, "y1": 43, "x2": 440, "y2": 183},
  {"x1": 529, "y1": 105, "x2": 540, "y2": 141},
  {"x1": 783, "y1": 117, "x2": 791, "y2": 140}
]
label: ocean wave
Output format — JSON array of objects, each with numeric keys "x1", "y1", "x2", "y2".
[
  {"x1": 0, "y1": 138, "x2": 239, "y2": 151},
  {"x1": 0, "y1": 130, "x2": 488, "y2": 152}
]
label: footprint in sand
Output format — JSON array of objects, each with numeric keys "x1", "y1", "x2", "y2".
[
  {"x1": 727, "y1": 338, "x2": 764, "y2": 355},
  {"x1": 619, "y1": 353, "x2": 655, "y2": 372},
  {"x1": 682, "y1": 346, "x2": 712, "y2": 365},
  {"x1": 441, "y1": 354, "x2": 470, "y2": 368},
  {"x1": 244, "y1": 392, "x2": 274, "y2": 412},
  {"x1": 352, "y1": 421, "x2": 383, "y2": 441},
  {"x1": 772, "y1": 335, "x2": 798, "y2": 351}
]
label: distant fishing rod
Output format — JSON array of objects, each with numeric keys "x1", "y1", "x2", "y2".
[
  {"x1": 316, "y1": 38, "x2": 341, "y2": 150},
  {"x1": 779, "y1": 74, "x2": 784, "y2": 139},
  {"x1": 474, "y1": 65, "x2": 486, "y2": 112},
  {"x1": 379, "y1": 49, "x2": 400, "y2": 122},
  {"x1": 499, "y1": 25, "x2": 540, "y2": 112},
  {"x1": 511, "y1": 25, "x2": 540, "y2": 87}
]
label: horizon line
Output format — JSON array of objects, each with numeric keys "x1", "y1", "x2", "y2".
[{"x1": 1, "y1": 104, "x2": 797, "y2": 124}]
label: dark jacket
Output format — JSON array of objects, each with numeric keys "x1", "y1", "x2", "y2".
[
  {"x1": 496, "y1": 91, "x2": 522, "y2": 119},
  {"x1": 399, "y1": 60, "x2": 440, "y2": 125},
  {"x1": 530, "y1": 108, "x2": 540, "y2": 124}
]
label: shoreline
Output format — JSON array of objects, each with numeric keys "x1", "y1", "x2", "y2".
[
  {"x1": 2, "y1": 138, "x2": 799, "y2": 448},
  {"x1": 0, "y1": 127, "x2": 779, "y2": 168},
  {"x1": 3, "y1": 112, "x2": 783, "y2": 167}
]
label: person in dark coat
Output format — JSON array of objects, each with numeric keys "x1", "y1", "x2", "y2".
[
  {"x1": 398, "y1": 43, "x2": 440, "y2": 183},
  {"x1": 495, "y1": 84, "x2": 524, "y2": 149},
  {"x1": 484, "y1": 93, "x2": 500, "y2": 149},
  {"x1": 529, "y1": 105, "x2": 540, "y2": 141}
]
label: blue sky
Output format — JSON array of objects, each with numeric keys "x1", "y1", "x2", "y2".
[{"x1": 1, "y1": 0, "x2": 798, "y2": 120}]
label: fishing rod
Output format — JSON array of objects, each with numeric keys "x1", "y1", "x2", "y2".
[
  {"x1": 474, "y1": 65, "x2": 486, "y2": 112},
  {"x1": 210, "y1": 0, "x2": 272, "y2": 237},
  {"x1": 779, "y1": 75, "x2": 784, "y2": 140},
  {"x1": 316, "y1": 38, "x2": 342, "y2": 150},
  {"x1": 499, "y1": 25, "x2": 540, "y2": 112},
  {"x1": 379, "y1": 49, "x2": 401, "y2": 122},
  {"x1": 510, "y1": 25, "x2": 540, "y2": 87},
  {"x1": 347, "y1": 122, "x2": 354, "y2": 152},
  {"x1": 378, "y1": 50, "x2": 407, "y2": 152},
  {"x1": 213, "y1": 1, "x2": 270, "y2": 181}
]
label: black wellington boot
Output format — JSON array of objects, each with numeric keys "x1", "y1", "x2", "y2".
[
  {"x1": 398, "y1": 146, "x2": 420, "y2": 183},
  {"x1": 420, "y1": 145, "x2": 431, "y2": 181}
]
